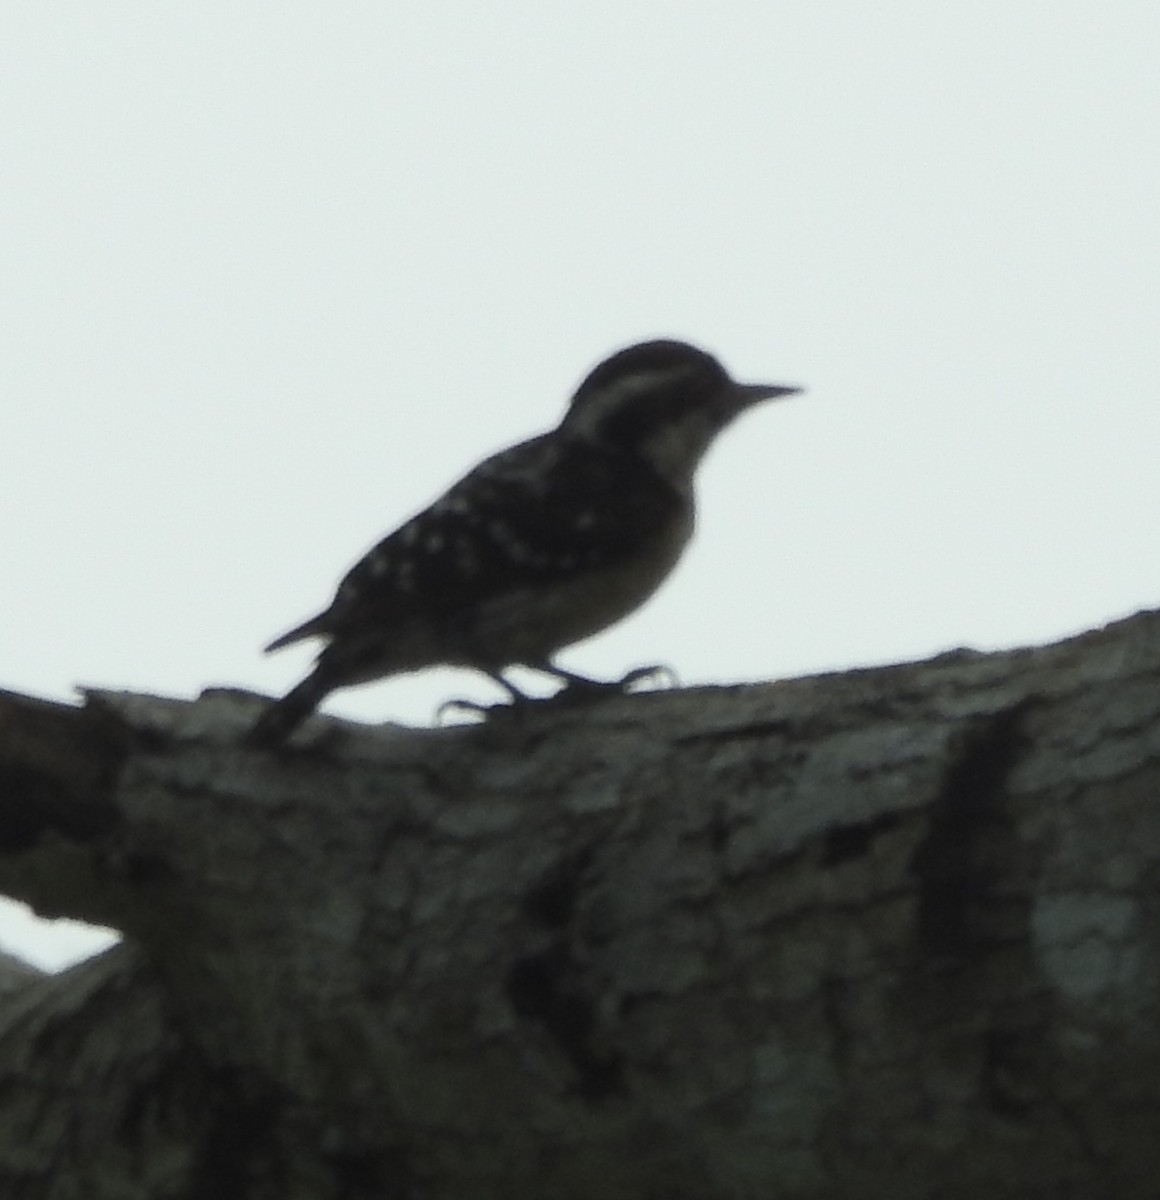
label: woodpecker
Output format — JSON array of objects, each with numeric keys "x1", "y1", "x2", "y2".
[{"x1": 248, "y1": 339, "x2": 801, "y2": 746}]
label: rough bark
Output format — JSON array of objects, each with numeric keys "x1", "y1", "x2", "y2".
[{"x1": 1, "y1": 609, "x2": 1160, "y2": 1199}]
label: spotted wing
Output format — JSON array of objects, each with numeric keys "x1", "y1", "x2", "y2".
[{"x1": 318, "y1": 433, "x2": 683, "y2": 635}]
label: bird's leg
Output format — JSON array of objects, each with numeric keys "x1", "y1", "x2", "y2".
[{"x1": 486, "y1": 670, "x2": 536, "y2": 702}]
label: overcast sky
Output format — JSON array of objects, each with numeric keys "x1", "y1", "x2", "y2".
[{"x1": 3, "y1": 3, "x2": 1159, "y2": 968}]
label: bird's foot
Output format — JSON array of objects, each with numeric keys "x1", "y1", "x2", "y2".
[
  {"x1": 615, "y1": 663, "x2": 678, "y2": 692},
  {"x1": 550, "y1": 663, "x2": 677, "y2": 703},
  {"x1": 435, "y1": 665, "x2": 676, "y2": 724},
  {"x1": 436, "y1": 671, "x2": 538, "y2": 724},
  {"x1": 436, "y1": 696, "x2": 499, "y2": 724}
]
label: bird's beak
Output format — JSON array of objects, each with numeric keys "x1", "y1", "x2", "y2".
[{"x1": 732, "y1": 381, "x2": 804, "y2": 407}]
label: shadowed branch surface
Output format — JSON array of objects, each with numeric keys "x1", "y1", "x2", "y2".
[{"x1": 1, "y1": 610, "x2": 1160, "y2": 1198}]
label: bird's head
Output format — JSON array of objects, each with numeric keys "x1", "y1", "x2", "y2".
[{"x1": 560, "y1": 339, "x2": 801, "y2": 491}]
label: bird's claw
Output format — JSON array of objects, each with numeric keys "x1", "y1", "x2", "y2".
[
  {"x1": 615, "y1": 663, "x2": 677, "y2": 692},
  {"x1": 436, "y1": 697, "x2": 495, "y2": 724}
]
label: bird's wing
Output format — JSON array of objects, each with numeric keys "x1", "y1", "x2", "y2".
[{"x1": 302, "y1": 434, "x2": 683, "y2": 640}]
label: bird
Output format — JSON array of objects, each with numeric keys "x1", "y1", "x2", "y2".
[{"x1": 247, "y1": 339, "x2": 801, "y2": 746}]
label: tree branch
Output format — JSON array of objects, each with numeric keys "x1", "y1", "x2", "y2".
[{"x1": 2, "y1": 610, "x2": 1160, "y2": 1197}]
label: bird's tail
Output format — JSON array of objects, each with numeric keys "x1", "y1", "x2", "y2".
[
  {"x1": 264, "y1": 613, "x2": 329, "y2": 653},
  {"x1": 245, "y1": 672, "x2": 331, "y2": 748}
]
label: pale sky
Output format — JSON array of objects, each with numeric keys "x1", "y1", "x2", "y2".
[{"x1": 3, "y1": 3, "x2": 1159, "y2": 968}]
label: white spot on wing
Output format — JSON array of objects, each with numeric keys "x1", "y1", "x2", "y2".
[
  {"x1": 438, "y1": 494, "x2": 472, "y2": 516},
  {"x1": 487, "y1": 519, "x2": 534, "y2": 563}
]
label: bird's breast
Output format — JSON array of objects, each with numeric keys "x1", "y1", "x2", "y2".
[{"x1": 462, "y1": 499, "x2": 694, "y2": 664}]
